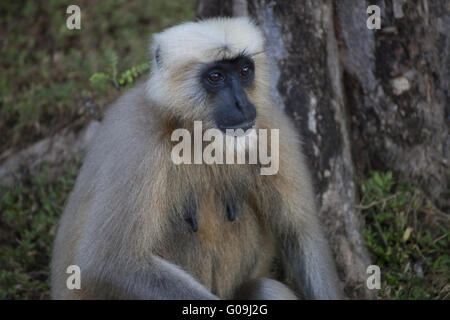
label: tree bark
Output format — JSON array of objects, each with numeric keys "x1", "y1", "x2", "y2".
[
  {"x1": 196, "y1": 0, "x2": 449, "y2": 299},
  {"x1": 336, "y1": 0, "x2": 449, "y2": 210}
]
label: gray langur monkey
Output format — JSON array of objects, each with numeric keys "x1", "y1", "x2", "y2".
[{"x1": 51, "y1": 17, "x2": 342, "y2": 300}]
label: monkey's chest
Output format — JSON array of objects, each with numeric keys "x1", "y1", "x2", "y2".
[{"x1": 159, "y1": 195, "x2": 276, "y2": 299}]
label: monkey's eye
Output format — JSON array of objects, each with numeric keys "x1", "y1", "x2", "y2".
[
  {"x1": 240, "y1": 65, "x2": 250, "y2": 77},
  {"x1": 207, "y1": 72, "x2": 224, "y2": 84}
]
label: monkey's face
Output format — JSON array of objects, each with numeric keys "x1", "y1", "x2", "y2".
[
  {"x1": 147, "y1": 17, "x2": 269, "y2": 132},
  {"x1": 200, "y1": 55, "x2": 257, "y2": 133}
]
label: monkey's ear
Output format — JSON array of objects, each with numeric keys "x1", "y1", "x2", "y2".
[
  {"x1": 151, "y1": 35, "x2": 163, "y2": 69},
  {"x1": 154, "y1": 46, "x2": 162, "y2": 69}
]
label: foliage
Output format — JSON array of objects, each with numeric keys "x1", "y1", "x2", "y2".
[
  {"x1": 0, "y1": 164, "x2": 78, "y2": 299},
  {"x1": 89, "y1": 50, "x2": 150, "y2": 91},
  {"x1": 0, "y1": 0, "x2": 196, "y2": 155},
  {"x1": 359, "y1": 171, "x2": 449, "y2": 299}
]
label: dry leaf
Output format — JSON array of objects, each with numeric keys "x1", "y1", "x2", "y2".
[{"x1": 402, "y1": 227, "x2": 413, "y2": 242}]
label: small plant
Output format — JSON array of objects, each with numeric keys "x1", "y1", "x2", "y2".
[
  {"x1": 359, "y1": 171, "x2": 449, "y2": 299},
  {"x1": 89, "y1": 50, "x2": 149, "y2": 92}
]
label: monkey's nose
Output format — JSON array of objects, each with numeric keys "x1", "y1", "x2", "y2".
[{"x1": 234, "y1": 93, "x2": 248, "y2": 111}]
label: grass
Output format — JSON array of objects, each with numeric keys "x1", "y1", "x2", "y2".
[
  {"x1": 0, "y1": 163, "x2": 79, "y2": 299},
  {"x1": 359, "y1": 171, "x2": 449, "y2": 299},
  {"x1": 0, "y1": 0, "x2": 196, "y2": 157}
]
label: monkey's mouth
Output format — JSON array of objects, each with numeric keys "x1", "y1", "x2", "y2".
[{"x1": 218, "y1": 120, "x2": 256, "y2": 134}]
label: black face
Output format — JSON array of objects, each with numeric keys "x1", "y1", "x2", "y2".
[{"x1": 200, "y1": 55, "x2": 257, "y2": 132}]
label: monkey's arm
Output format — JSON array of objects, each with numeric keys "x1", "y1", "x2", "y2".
[
  {"x1": 272, "y1": 127, "x2": 343, "y2": 299},
  {"x1": 55, "y1": 196, "x2": 219, "y2": 300},
  {"x1": 234, "y1": 278, "x2": 298, "y2": 300},
  {"x1": 273, "y1": 173, "x2": 343, "y2": 299},
  {"x1": 148, "y1": 256, "x2": 219, "y2": 299},
  {"x1": 90, "y1": 256, "x2": 218, "y2": 300},
  {"x1": 279, "y1": 220, "x2": 342, "y2": 300}
]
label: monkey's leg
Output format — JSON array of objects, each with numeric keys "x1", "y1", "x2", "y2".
[{"x1": 233, "y1": 278, "x2": 298, "y2": 300}]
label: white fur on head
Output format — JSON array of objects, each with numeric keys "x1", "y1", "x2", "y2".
[{"x1": 151, "y1": 17, "x2": 265, "y2": 70}]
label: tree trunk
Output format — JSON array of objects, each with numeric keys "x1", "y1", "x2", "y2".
[{"x1": 196, "y1": 0, "x2": 449, "y2": 299}]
